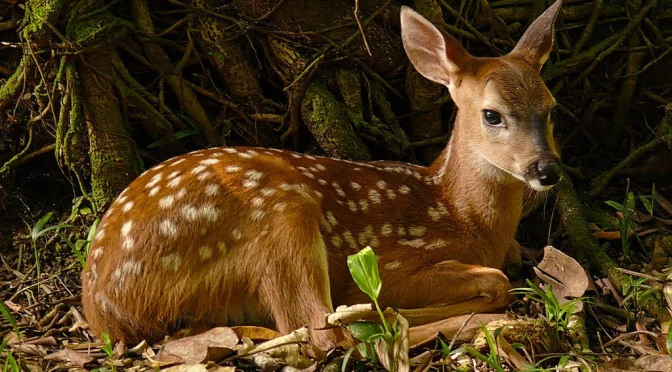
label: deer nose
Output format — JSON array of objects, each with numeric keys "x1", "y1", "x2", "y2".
[{"x1": 536, "y1": 159, "x2": 560, "y2": 186}]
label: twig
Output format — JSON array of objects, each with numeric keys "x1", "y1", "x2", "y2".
[
  {"x1": 573, "y1": 0, "x2": 602, "y2": 55},
  {"x1": 587, "y1": 134, "x2": 670, "y2": 199},
  {"x1": 284, "y1": 0, "x2": 392, "y2": 91},
  {"x1": 621, "y1": 46, "x2": 672, "y2": 78},
  {"x1": 250, "y1": 0, "x2": 287, "y2": 22},
  {"x1": 354, "y1": 0, "x2": 372, "y2": 56},
  {"x1": 410, "y1": 135, "x2": 451, "y2": 148},
  {"x1": 439, "y1": 0, "x2": 498, "y2": 53}
]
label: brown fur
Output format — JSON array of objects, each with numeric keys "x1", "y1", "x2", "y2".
[{"x1": 81, "y1": 1, "x2": 563, "y2": 350}]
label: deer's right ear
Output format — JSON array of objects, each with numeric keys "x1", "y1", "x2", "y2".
[{"x1": 400, "y1": 6, "x2": 470, "y2": 86}]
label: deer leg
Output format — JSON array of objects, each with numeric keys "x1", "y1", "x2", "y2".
[
  {"x1": 257, "y1": 230, "x2": 339, "y2": 350},
  {"x1": 504, "y1": 240, "x2": 523, "y2": 277},
  {"x1": 380, "y1": 261, "x2": 513, "y2": 326}
]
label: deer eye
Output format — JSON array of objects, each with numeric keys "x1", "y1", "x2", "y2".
[{"x1": 482, "y1": 110, "x2": 502, "y2": 126}]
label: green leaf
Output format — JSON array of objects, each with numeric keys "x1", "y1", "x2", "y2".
[
  {"x1": 346, "y1": 321, "x2": 385, "y2": 342},
  {"x1": 0, "y1": 301, "x2": 18, "y2": 335},
  {"x1": 666, "y1": 325, "x2": 672, "y2": 356},
  {"x1": 347, "y1": 247, "x2": 382, "y2": 301},
  {"x1": 626, "y1": 192, "x2": 635, "y2": 211},
  {"x1": 439, "y1": 338, "x2": 451, "y2": 358},
  {"x1": 31, "y1": 212, "x2": 53, "y2": 241},
  {"x1": 342, "y1": 347, "x2": 357, "y2": 372},
  {"x1": 605, "y1": 200, "x2": 625, "y2": 212},
  {"x1": 639, "y1": 196, "x2": 654, "y2": 216}
]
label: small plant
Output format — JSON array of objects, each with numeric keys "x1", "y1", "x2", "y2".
[
  {"x1": 100, "y1": 333, "x2": 117, "y2": 372},
  {"x1": 605, "y1": 191, "x2": 637, "y2": 257},
  {"x1": 343, "y1": 247, "x2": 400, "y2": 372},
  {"x1": 512, "y1": 279, "x2": 583, "y2": 341},
  {"x1": 1, "y1": 340, "x2": 20, "y2": 372},
  {"x1": 58, "y1": 218, "x2": 99, "y2": 268},
  {"x1": 451, "y1": 325, "x2": 506, "y2": 372},
  {"x1": 622, "y1": 275, "x2": 660, "y2": 315}
]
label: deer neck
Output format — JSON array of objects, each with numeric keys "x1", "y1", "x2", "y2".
[{"x1": 429, "y1": 120, "x2": 524, "y2": 236}]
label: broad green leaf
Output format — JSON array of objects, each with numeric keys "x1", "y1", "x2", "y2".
[
  {"x1": 346, "y1": 321, "x2": 384, "y2": 342},
  {"x1": 639, "y1": 196, "x2": 654, "y2": 216},
  {"x1": 31, "y1": 212, "x2": 53, "y2": 241},
  {"x1": 347, "y1": 247, "x2": 382, "y2": 301},
  {"x1": 439, "y1": 338, "x2": 451, "y2": 358}
]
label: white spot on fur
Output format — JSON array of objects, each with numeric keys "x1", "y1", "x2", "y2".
[
  {"x1": 331, "y1": 235, "x2": 343, "y2": 248},
  {"x1": 376, "y1": 180, "x2": 387, "y2": 189},
  {"x1": 347, "y1": 200, "x2": 358, "y2": 212},
  {"x1": 200, "y1": 203, "x2": 219, "y2": 222},
  {"x1": 205, "y1": 184, "x2": 219, "y2": 196},
  {"x1": 171, "y1": 159, "x2": 186, "y2": 166},
  {"x1": 238, "y1": 152, "x2": 253, "y2": 159},
  {"x1": 350, "y1": 182, "x2": 361, "y2": 191},
  {"x1": 357, "y1": 225, "x2": 379, "y2": 247},
  {"x1": 397, "y1": 226, "x2": 406, "y2": 236},
  {"x1": 343, "y1": 230, "x2": 358, "y2": 249},
  {"x1": 197, "y1": 171, "x2": 213, "y2": 181},
  {"x1": 386, "y1": 190, "x2": 396, "y2": 199},
  {"x1": 223, "y1": 148, "x2": 237, "y2": 153},
  {"x1": 245, "y1": 170, "x2": 264, "y2": 181},
  {"x1": 399, "y1": 185, "x2": 411, "y2": 195},
  {"x1": 302, "y1": 171, "x2": 316, "y2": 179},
  {"x1": 91, "y1": 247, "x2": 103, "y2": 259},
  {"x1": 320, "y1": 216, "x2": 333, "y2": 233},
  {"x1": 251, "y1": 210, "x2": 265, "y2": 221},
  {"x1": 260, "y1": 187, "x2": 276, "y2": 196},
  {"x1": 161, "y1": 253, "x2": 181, "y2": 271},
  {"x1": 428, "y1": 207, "x2": 441, "y2": 222},
  {"x1": 318, "y1": 179, "x2": 328, "y2": 185},
  {"x1": 336, "y1": 188, "x2": 346, "y2": 197},
  {"x1": 121, "y1": 221, "x2": 133, "y2": 236},
  {"x1": 409, "y1": 226, "x2": 427, "y2": 237},
  {"x1": 273, "y1": 202, "x2": 287, "y2": 212},
  {"x1": 225, "y1": 165, "x2": 241, "y2": 173},
  {"x1": 168, "y1": 170, "x2": 181, "y2": 179},
  {"x1": 198, "y1": 246, "x2": 213, "y2": 260},
  {"x1": 243, "y1": 179, "x2": 259, "y2": 188},
  {"x1": 175, "y1": 188, "x2": 187, "y2": 199},
  {"x1": 146, "y1": 173, "x2": 162, "y2": 188},
  {"x1": 159, "y1": 219, "x2": 178, "y2": 238},
  {"x1": 399, "y1": 239, "x2": 425, "y2": 248},
  {"x1": 191, "y1": 165, "x2": 207, "y2": 175},
  {"x1": 368, "y1": 189, "x2": 382, "y2": 204},
  {"x1": 149, "y1": 186, "x2": 160, "y2": 196},
  {"x1": 217, "y1": 241, "x2": 227, "y2": 253},
  {"x1": 167, "y1": 176, "x2": 183, "y2": 188},
  {"x1": 326, "y1": 212, "x2": 338, "y2": 226},
  {"x1": 359, "y1": 199, "x2": 369, "y2": 213},
  {"x1": 381, "y1": 223, "x2": 393, "y2": 237},
  {"x1": 385, "y1": 260, "x2": 401, "y2": 270},
  {"x1": 200, "y1": 158, "x2": 220, "y2": 165},
  {"x1": 315, "y1": 164, "x2": 326, "y2": 171},
  {"x1": 426, "y1": 239, "x2": 449, "y2": 250},
  {"x1": 232, "y1": 229, "x2": 242, "y2": 240},
  {"x1": 122, "y1": 201, "x2": 134, "y2": 213},
  {"x1": 122, "y1": 237, "x2": 134, "y2": 250},
  {"x1": 251, "y1": 197, "x2": 265, "y2": 207},
  {"x1": 159, "y1": 195, "x2": 175, "y2": 209},
  {"x1": 182, "y1": 204, "x2": 199, "y2": 221}
]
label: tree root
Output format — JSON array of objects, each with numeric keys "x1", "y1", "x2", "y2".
[
  {"x1": 130, "y1": 0, "x2": 218, "y2": 145},
  {"x1": 301, "y1": 78, "x2": 371, "y2": 160},
  {"x1": 556, "y1": 172, "x2": 669, "y2": 322}
]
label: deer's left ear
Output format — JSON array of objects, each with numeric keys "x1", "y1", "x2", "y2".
[{"x1": 509, "y1": 0, "x2": 562, "y2": 71}]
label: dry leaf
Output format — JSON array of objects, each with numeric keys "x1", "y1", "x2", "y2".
[
  {"x1": 44, "y1": 348, "x2": 95, "y2": 368},
  {"x1": 240, "y1": 326, "x2": 315, "y2": 369},
  {"x1": 158, "y1": 327, "x2": 239, "y2": 364},
  {"x1": 163, "y1": 365, "x2": 235, "y2": 372},
  {"x1": 534, "y1": 246, "x2": 589, "y2": 312},
  {"x1": 231, "y1": 326, "x2": 283, "y2": 342},
  {"x1": 374, "y1": 312, "x2": 410, "y2": 372},
  {"x1": 496, "y1": 332, "x2": 532, "y2": 371},
  {"x1": 598, "y1": 354, "x2": 672, "y2": 371}
]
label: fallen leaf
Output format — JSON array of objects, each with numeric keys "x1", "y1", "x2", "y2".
[
  {"x1": 596, "y1": 278, "x2": 624, "y2": 306},
  {"x1": 163, "y1": 364, "x2": 235, "y2": 372},
  {"x1": 230, "y1": 326, "x2": 283, "y2": 343},
  {"x1": 636, "y1": 321, "x2": 654, "y2": 346},
  {"x1": 496, "y1": 332, "x2": 532, "y2": 371},
  {"x1": 598, "y1": 354, "x2": 672, "y2": 371},
  {"x1": 534, "y1": 246, "x2": 589, "y2": 312},
  {"x1": 44, "y1": 348, "x2": 95, "y2": 368},
  {"x1": 24, "y1": 336, "x2": 57, "y2": 346},
  {"x1": 409, "y1": 350, "x2": 432, "y2": 372},
  {"x1": 240, "y1": 326, "x2": 315, "y2": 369},
  {"x1": 158, "y1": 327, "x2": 239, "y2": 364},
  {"x1": 10, "y1": 343, "x2": 47, "y2": 356},
  {"x1": 374, "y1": 312, "x2": 410, "y2": 372},
  {"x1": 594, "y1": 231, "x2": 624, "y2": 240}
]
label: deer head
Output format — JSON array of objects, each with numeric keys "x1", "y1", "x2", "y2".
[{"x1": 401, "y1": 1, "x2": 563, "y2": 191}]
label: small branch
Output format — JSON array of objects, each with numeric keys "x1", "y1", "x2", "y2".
[
  {"x1": 354, "y1": 0, "x2": 372, "y2": 56},
  {"x1": 410, "y1": 135, "x2": 450, "y2": 148},
  {"x1": 587, "y1": 134, "x2": 670, "y2": 200},
  {"x1": 573, "y1": 0, "x2": 602, "y2": 55},
  {"x1": 250, "y1": 0, "x2": 287, "y2": 22}
]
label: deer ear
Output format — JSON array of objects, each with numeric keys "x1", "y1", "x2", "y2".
[
  {"x1": 400, "y1": 6, "x2": 470, "y2": 86},
  {"x1": 510, "y1": 0, "x2": 562, "y2": 71}
]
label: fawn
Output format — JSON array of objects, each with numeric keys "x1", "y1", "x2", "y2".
[{"x1": 81, "y1": 0, "x2": 563, "y2": 350}]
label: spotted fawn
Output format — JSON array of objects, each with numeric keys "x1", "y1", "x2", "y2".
[{"x1": 81, "y1": 0, "x2": 563, "y2": 350}]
